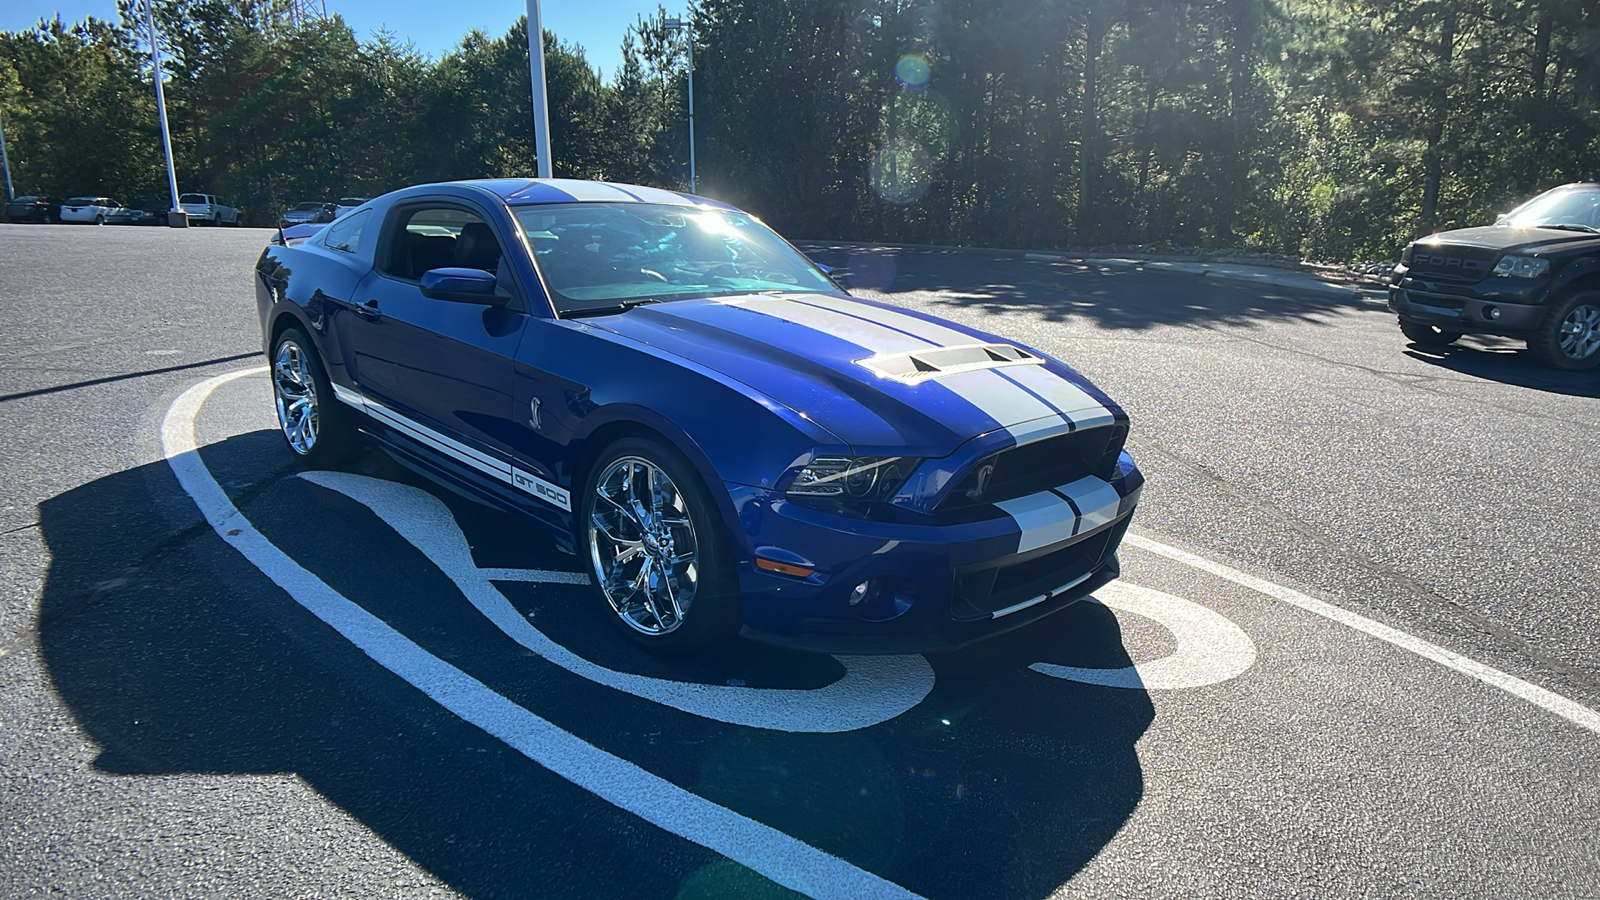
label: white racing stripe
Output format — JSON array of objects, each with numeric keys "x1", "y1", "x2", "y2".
[
  {"x1": 1002, "y1": 365, "x2": 1116, "y2": 430},
  {"x1": 1126, "y1": 533, "x2": 1600, "y2": 737},
  {"x1": 163, "y1": 367, "x2": 923, "y2": 900},
  {"x1": 738, "y1": 296, "x2": 1118, "y2": 442},
  {"x1": 799, "y1": 294, "x2": 977, "y2": 348},
  {"x1": 935, "y1": 369, "x2": 1059, "y2": 439},
  {"x1": 996, "y1": 476, "x2": 1122, "y2": 554},
  {"x1": 734, "y1": 296, "x2": 930, "y2": 355}
]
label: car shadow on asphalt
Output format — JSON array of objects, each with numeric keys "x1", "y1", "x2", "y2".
[
  {"x1": 37, "y1": 431, "x2": 1155, "y2": 899},
  {"x1": 1402, "y1": 339, "x2": 1600, "y2": 398},
  {"x1": 802, "y1": 242, "x2": 1381, "y2": 331}
]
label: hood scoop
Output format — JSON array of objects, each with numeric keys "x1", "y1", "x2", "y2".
[{"x1": 858, "y1": 343, "x2": 1043, "y2": 383}]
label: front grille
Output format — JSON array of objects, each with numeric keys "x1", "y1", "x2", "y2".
[
  {"x1": 952, "y1": 516, "x2": 1127, "y2": 619},
  {"x1": 1401, "y1": 289, "x2": 1466, "y2": 315},
  {"x1": 939, "y1": 424, "x2": 1124, "y2": 513},
  {"x1": 1406, "y1": 246, "x2": 1497, "y2": 282}
]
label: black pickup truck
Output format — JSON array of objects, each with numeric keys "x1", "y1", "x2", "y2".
[{"x1": 1389, "y1": 182, "x2": 1600, "y2": 371}]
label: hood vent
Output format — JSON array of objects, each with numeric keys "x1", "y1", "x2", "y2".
[{"x1": 858, "y1": 343, "x2": 1043, "y2": 383}]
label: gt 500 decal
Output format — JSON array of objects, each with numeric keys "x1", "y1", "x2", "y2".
[{"x1": 513, "y1": 468, "x2": 571, "y2": 511}]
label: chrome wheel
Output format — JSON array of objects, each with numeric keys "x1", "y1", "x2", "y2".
[
  {"x1": 1557, "y1": 303, "x2": 1600, "y2": 360},
  {"x1": 588, "y1": 456, "x2": 701, "y2": 636},
  {"x1": 273, "y1": 339, "x2": 320, "y2": 456}
]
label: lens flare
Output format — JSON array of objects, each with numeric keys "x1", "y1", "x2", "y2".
[
  {"x1": 870, "y1": 140, "x2": 933, "y2": 205},
  {"x1": 895, "y1": 54, "x2": 931, "y2": 89}
]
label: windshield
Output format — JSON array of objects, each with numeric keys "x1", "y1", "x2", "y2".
[
  {"x1": 512, "y1": 202, "x2": 839, "y2": 315},
  {"x1": 1501, "y1": 186, "x2": 1600, "y2": 231},
  {"x1": 180, "y1": 193, "x2": 207, "y2": 204},
  {"x1": 293, "y1": 202, "x2": 325, "y2": 211},
  {"x1": 337, "y1": 198, "x2": 366, "y2": 206},
  {"x1": 66, "y1": 197, "x2": 96, "y2": 205}
]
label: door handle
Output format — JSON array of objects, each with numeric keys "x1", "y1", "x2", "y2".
[{"x1": 356, "y1": 299, "x2": 382, "y2": 320}]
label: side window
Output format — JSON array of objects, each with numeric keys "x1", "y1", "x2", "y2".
[
  {"x1": 380, "y1": 205, "x2": 506, "y2": 281},
  {"x1": 322, "y1": 209, "x2": 371, "y2": 254}
]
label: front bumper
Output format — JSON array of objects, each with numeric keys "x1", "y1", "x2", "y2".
[
  {"x1": 1388, "y1": 269, "x2": 1550, "y2": 335},
  {"x1": 728, "y1": 465, "x2": 1142, "y2": 654}
]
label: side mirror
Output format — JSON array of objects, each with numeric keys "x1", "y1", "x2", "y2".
[
  {"x1": 420, "y1": 267, "x2": 508, "y2": 305},
  {"x1": 1494, "y1": 212, "x2": 1510, "y2": 224}
]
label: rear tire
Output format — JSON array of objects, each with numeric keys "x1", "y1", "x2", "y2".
[
  {"x1": 270, "y1": 327, "x2": 361, "y2": 467},
  {"x1": 1399, "y1": 319, "x2": 1461, "y2": 347},
  {"x1": 1529, "y1": 290, "x2": 1600, "y2": 371},
  {"x1": 579, "y1": 436, "x2": 740, "y2": 654}
]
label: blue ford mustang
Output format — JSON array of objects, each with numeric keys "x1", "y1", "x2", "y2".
[{"x1": 255, "y1": 179, "x2": 1143, "y2": 654}]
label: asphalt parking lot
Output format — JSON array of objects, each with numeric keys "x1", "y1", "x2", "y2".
[{"x1": 2, "y1": 224, "x2": 1597, "y2": 898}]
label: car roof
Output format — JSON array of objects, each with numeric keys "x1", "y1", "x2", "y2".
[{"x1": 453, "y1": 178, "x2": 738, "y2": 211}]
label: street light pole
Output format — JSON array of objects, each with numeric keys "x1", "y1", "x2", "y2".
[
  {"x1": 664, "y1": 17, "x2": 695, "y2": 193},
  {"x1": 144, "y1": 0, "x2": 185, "y2": 227},
  {"x1": 0, "y1": 111, "x2": 14, "y2": 201},
  {"x1": 526, "y1": 0, "x2": 553, "y2": 178}
]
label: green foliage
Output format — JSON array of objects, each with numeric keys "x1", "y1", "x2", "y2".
[{"x1": 2, "y1": 0, "x2": 1595, "y2": 249}]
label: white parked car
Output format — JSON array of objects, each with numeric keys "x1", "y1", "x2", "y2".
[
  {"x1": 333, "y1": 197, "x2": 369, "y2": 219},
  {"x1": 58, "y1": 196, "x2": 123, "y2": 225},
  {"x1": 180, "y1": 193, "x2": 240, "y2": 226}
]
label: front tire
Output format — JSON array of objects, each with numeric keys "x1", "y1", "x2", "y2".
[
  {"x1": 271, "y1": 327, "x2": 360, "y2": 467},
  {"x1": 1399, "y1": 319, "x2": 1461, "y2": 347},
  {"x1": 1529, "y1": 290, "x2": 1600, "y2": 371},
  {"x1": 579, "y1": 436, "x2": 740, "y2": 654}
]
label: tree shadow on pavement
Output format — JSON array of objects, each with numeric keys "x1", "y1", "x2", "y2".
[
  {"x1": 36, "y1": 428, "x2": 1154, "y2": 899},
  {"x1": 802, "y1": 243, "x2": 1383, "y2": 331}
]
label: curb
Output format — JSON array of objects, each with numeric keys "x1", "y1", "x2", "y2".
[{"x1": 1085, "y1": 257, "x2": 1373, "y2": 300}]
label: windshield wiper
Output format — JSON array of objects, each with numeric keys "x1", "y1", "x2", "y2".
[
  {"x1": 1532, "y1": 223, "x2": 1600, "y2": 233},
  {"x1": 561, "y1": 297, "x2": 669, "y2": 319}
]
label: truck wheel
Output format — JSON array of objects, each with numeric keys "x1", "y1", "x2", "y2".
[
  {"x1": 1399, "y1": 319, "x2": 1461, "y2": 347},
  {"x1": 1530, "y1": 290, "x2": 1600, "y2": 371}
]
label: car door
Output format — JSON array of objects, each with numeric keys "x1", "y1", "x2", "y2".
[{"x1": 341, "y1": 199, "x2": 530, "y2": 471}]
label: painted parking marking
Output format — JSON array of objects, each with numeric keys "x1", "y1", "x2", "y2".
[
  {"x1": 1030, "y1": 582, "x2": 1257, "y2": 690},
  {"x1": 164, "y1": 367, "x2": 924, "y2": 900},
  {"x1": 167, "y1": 367, "x2": 1600, "y2": 898},
  {"x1": 299, "y1": 469, "x2": 936, "y2": 733},
  {"x1": 1125, "y1": 533, "x2": 1600, "y2": 736}
]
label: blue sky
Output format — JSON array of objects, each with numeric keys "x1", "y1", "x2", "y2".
[{"x1": 1, "y1": 0, "x2": 665, "y2": 82}]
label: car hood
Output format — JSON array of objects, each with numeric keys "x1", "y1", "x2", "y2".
[
  {"x1": 1419, "y1": 225, "x2": 1600, "y2": 254},
  {"x1": 584, "y1": 292, "x2": 1120, "y2": 457}
]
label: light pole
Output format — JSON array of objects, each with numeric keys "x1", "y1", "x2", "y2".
[
  {"x1": 0, "y1": 110, "x2": 14, "y2": 201},
  {"x1": 143, "y1": 0, "x2": 185, "y2": 227},
  {"x1": 664, "y1": 16, "x2": 695, "y2": 193},
  {"x1": 526, "y1": 0, "x2": 553, "y2": 178}
]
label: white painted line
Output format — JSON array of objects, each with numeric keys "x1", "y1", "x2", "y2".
[
  {"x1": 1126, "y1": 533, "x2": 1600, "y2": 736},
  {"x1": 299, "y1": 469, "x2": 935, "y2": 733},
  {"x1": 1031, "y1": 581, "x2": 1257, "y2": 690},
  {"x1": 163, "y1": 368, "x2": 923, "y2": 900}
]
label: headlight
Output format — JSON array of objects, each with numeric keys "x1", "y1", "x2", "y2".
[
  {"x1": 787, "y1": 456, "x2": 916, "y2": 504},
  {"x1": 1492, "y1": 255, "x2": 1549, "y2": 278}
]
